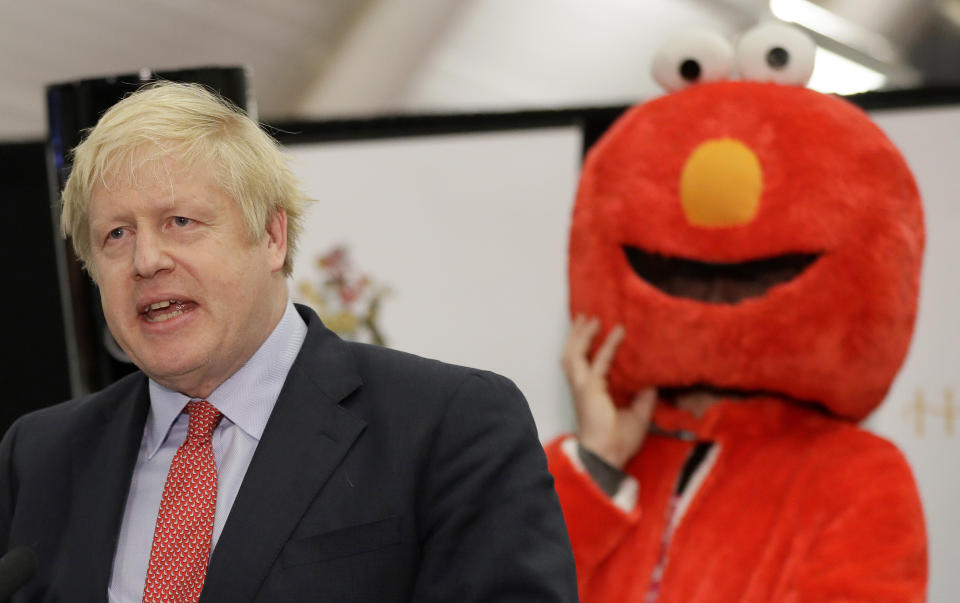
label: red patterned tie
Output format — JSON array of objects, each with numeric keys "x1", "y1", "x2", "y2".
[{"x1": 142, "y1": 400, "x2": 223, "y2": 603}]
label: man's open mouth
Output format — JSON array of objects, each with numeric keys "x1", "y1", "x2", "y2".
[
  {"x1": 140, "y1": 300, "x2": 195, "y2": 323},
  {"x1": 622, "y1": 246, "x2": 820, "y2": 304}
]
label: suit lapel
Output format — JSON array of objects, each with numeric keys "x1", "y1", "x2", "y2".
[
  {"x1": 61, "y1": 376, "x2": 150, "y2": 602},
  {"x1": 201, "y1": 309, "x2": 366, "y2": 603}
]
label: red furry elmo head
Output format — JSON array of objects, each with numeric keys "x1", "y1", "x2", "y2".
[{"x1": 569, "y1": 28, "x2": 923, "y2": 421}]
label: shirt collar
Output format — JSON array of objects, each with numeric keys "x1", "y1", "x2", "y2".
[{"x1": 144, "y1": 302, "x2": 308, "y2": 458}]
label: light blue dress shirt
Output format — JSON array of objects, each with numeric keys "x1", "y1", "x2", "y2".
[{"x1": 107, "y1": 302, "x2": 308, "y2": 603}]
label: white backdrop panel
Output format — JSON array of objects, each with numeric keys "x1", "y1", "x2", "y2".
[
  {"x1": 286, "y1": 127, "x2": 581, "y2": 441},
  {"x1": 866, "y1": 104, "x2": 960, "y2": 603}
]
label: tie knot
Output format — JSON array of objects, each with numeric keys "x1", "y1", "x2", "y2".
[{"x1": 185, "y1": 400, "x2": 222, "y2": 445}]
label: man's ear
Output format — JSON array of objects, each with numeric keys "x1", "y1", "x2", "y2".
[{"x1": 265, "y1": 209, "x2": 288, "y2": 273}]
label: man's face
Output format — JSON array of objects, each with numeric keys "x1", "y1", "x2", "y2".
[{"x1": 87, "y1": 158, "x2": 288, "y2": 397}]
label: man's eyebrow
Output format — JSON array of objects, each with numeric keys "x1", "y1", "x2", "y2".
[{"x1": 88, "y1": 216, "x2": 114, "y2": 230}]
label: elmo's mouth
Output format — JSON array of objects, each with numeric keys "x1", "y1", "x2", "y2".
[{"x1": 622, "y1": 246, "x2": 820, "y2": 304}]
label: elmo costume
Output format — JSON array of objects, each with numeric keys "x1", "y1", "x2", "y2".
[{"x1": 545, "y1": 24, "x2": 927, "y2": 602}]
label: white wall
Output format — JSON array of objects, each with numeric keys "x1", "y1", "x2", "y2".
[
  {"x1": 286, "y1": 126, "x2": 583, "y2": 440},
  {"x1": 865, "y1": 104, "x2": 960, "y2": 603}
]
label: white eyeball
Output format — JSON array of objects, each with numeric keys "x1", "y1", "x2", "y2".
[
  {"x1": 652, "y1": 30, "x2": 735, "y2": 93},
  {"x1": 736, "y1": 22, "x2": 816, "y2": 86}
]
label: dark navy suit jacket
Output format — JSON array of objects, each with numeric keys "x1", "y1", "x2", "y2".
[{"x1": 0, "y1": 305, "x2": 578, "y2": 602}]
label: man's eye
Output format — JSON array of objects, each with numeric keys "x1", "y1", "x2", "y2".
[
  {"x1": 108, "y1": 228, "x2": 125, "y2": 240},
  {"x1": 173, "y1": 216, "x2": 191, "y2": 227}
]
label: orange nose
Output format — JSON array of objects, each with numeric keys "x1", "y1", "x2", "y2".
[{"x1": 680, "y1": 138, "x2": 763, "y2": 227}]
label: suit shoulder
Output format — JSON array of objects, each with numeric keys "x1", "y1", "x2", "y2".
[
  {"x1": 334, "y1": 342, "x2": 533, "y2": 431},
  {"x1": 4, "y1": 371, "x2": 146, "y2": 441},
  {"x1": 344, "y1": 340, "x2": 519, "y2": 394}
]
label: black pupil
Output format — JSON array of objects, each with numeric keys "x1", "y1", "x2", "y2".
[
  {"x1": 767, "y1": 47, "x2": 790, "y2": 69},
  {"x1": 679, "y1": 59, "x2": 701, "y2": 81}
]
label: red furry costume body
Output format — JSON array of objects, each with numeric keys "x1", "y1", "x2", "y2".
[{"x1": 546, "y1": 78, "x2": 927, "y2": 600}]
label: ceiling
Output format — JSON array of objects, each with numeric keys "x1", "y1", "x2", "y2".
[
  {"x1": 0, "y1": 0, "x2": 367, "y2": 140},
  {"x1": 2, "y1": 0, "x2": 959, "y2": 142}
]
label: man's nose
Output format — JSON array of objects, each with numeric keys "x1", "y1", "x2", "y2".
[{"x1": 132, "y1": 230, "x2": 175, "y2": 278}]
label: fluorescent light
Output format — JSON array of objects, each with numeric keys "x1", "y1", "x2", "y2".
[
  {"x1": 808, "y1": 47, "x2": 887, "y2": 95},
  {"x1": 770, "y1": 0, "x2": 898, "y2": 62}
]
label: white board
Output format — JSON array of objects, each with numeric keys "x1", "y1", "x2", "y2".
[
  {"x1": 865, "y1": 104, "x2": 960, "y2": 603},
  {"x1": 286, "y1": 126, "x2": 582, "y2": 441}
]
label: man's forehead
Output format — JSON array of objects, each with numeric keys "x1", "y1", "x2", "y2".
[
  {"x1": 97, "y1": 149, "x2": 196, "y2": 190},
  {"x1": 89, "y1": 158, "x2": 224, "y2": 217}
]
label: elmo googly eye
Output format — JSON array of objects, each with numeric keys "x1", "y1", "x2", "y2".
[
  {"x1": 652, "y1": 30, "x2": 734, "y2": 92},
  {"x1": 736, "y1": 22, "x2": 816, "y2": 86}
]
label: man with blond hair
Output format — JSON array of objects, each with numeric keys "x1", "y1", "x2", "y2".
[{"x1": 0, "y1": 82, "x2": 577, "y2": 602}]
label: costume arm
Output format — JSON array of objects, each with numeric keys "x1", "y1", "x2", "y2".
[
  {"x1": 544, "y1": 436, "x2": 642, "y2": 590},
  {"x1": 783, "y1": 435, "x2": 927, "y2": 602},
  {"x1": 410, "y1": 372, "x2": 579, "y2": 602}
]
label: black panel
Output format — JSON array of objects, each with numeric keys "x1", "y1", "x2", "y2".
[{"x1": 0, "y1": 141, "x2": 71, "y2": 434}]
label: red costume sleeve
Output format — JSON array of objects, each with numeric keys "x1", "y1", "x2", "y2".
[{"x1": 544, "y1": 436, "x2": 641, "y2": 589}]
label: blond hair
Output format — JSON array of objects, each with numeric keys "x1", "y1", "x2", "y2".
[{"x1": 60, "y1": 81, "x2": 310, "y2": 276}]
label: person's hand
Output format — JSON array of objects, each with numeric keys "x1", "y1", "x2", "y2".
[{"x1": 562, "y1": 315, "x2": 657, "y2": 469}]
